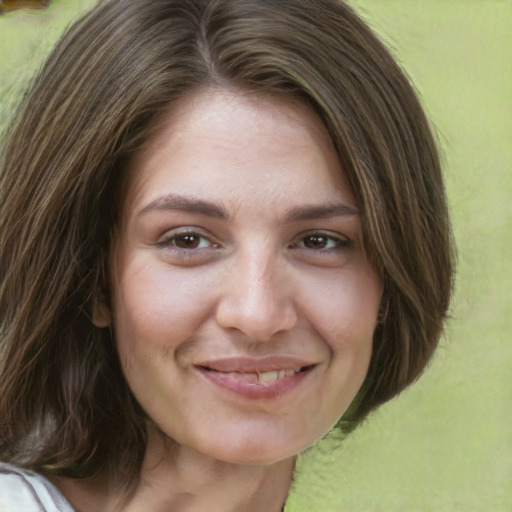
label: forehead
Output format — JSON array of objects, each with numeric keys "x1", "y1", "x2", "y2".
[
  {"x1": 123, "y1": 87, "x2": 355, "y2": 215},
  {"x1": 144, "y1": 87, "x2": 335, "y2": 154}
]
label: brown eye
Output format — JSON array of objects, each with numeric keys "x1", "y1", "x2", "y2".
[
  {"x1": 303, "y1": 234, "x2": 330, "y2": 250},
  {"x1": 173, "y1": 234, "x2": 202, "y2": 249},
  {"x1": 158, "y1": 231, "x2": 215, "y2": 251},
  {"x1": 0, "y1": 0, "x2": 50, "y2": 14},
  {"x1": 296, "y1": 233, "x2": 350, "y2": 252}
]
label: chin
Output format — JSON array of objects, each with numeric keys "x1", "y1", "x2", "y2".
[{"x1": 195, "y1": 429, "x2": 316, "y2": 467}]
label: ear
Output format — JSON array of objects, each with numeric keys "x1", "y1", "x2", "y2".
[{"x1": 92, "y1": 296, "x2": 112, "y2": 328}]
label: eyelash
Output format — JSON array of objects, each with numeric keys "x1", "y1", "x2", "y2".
[
  {"x1": 290, "y1": 232, "x2": 350, "y2": 253},
  {"x1": 157, "y1": 228, "x2": 350, "y2": 258},
  {"x1": 157, "y1": 229, "x2": 218, "y2": 254}
]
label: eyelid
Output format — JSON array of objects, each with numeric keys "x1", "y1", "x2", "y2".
[
  {"x1": 157, "y1": 227, "x2": 219, "y2": 249},
  {"x1": 291, "y1": 230, "x2": 351, "y2": 249}
]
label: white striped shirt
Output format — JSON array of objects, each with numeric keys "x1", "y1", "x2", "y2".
[{"x1": 0, "y1": 463, "x2": 74, "y2": 512}]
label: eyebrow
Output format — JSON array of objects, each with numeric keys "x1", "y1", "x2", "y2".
[
  {"x1": 137, "y1": 194, "x2": 230, "y2": 220},
  {"x1": 136, "y1": 193, "x2": 359, "y2": 221},
  {"x1": 284, "y1": 202, "x2": 359, "y2": 221}
]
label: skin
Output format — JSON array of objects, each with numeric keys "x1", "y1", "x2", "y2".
[{"x1": 59, "y1": 88, "x2": 382, "y2": 512}]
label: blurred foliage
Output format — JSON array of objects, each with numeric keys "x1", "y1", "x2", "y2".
[{"x1": 0, "y1": 1, "x2": 51, "y2": 15}]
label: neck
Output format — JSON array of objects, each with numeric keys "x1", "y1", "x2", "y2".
[{"x1": 55, "y1": 425, "x2": 295, "y2": 512}]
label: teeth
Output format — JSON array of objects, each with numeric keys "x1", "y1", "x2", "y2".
[
  {"x1": 217, "y1": 367, "x2": 305, "y2": 382},
  {"x1": 257, "y1": 368, "x2": 303, "y2": 382},
  {"x1": 241, "y1": 372, "x2": 259, "y2": 381},
  {"x1": 258, "y1": 370, "x2": 279, "y2": 382}
]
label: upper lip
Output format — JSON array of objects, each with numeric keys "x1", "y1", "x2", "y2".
[{"x1": 196, "y1": 356, "x2": 316, "y2": 373}]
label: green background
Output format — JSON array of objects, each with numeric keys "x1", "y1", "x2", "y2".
[{"x1": 1, "y1": 1, "x2": 510, "y2": 510}]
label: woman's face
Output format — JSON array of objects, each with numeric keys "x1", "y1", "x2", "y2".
[{"x1": 100, "y1": 88, "x2": 382, "y2": 465}]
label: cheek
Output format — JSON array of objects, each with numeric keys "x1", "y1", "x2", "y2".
[
  {"x1": 302, "y1": 266, "x2": 381, "y2": 349},
  {"x1": 310, "y1": 268, "x2": 380, "y2": 415},
  {"x1": 112, "y1": 260, "x2": 217, "y2": 356}
]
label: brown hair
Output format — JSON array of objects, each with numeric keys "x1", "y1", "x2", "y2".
[{"x1": 0, "y1": 0, "x2": 454, "y2": 492}]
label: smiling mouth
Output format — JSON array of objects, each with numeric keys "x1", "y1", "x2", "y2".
[
  {"x1": 198, "y1": 366, "x2": 312, "y2": 383},
  {"x1": 195, "y1": 356, "x2": 316, "y2": 398}
]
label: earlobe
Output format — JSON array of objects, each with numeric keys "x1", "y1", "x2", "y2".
[{"x1": 92, "y1": 297, "x2": 111, "y2": 328}]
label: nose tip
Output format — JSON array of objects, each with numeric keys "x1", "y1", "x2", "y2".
[{"x1": 215, "y1": 260, "x2": 298, "y2": 341}]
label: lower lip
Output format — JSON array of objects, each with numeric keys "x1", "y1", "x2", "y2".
[{"x1": 197, "y1": 367, "x2": 312, "y2": 400}]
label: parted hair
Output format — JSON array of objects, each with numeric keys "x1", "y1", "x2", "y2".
[{"x1": 0, "y1": 0, "x2": 454, "y2": 491}]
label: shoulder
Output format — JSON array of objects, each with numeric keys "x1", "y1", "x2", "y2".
[{"x1": 0, "y1": 462, "x2": 75, "y2": 512}]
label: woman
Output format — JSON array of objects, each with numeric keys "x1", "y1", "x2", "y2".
[{"x1": 0, "y1": 0, "x2": 454, "y2": 510}]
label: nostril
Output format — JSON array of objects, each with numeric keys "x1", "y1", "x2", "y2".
[{"x1": 215, "y1": 298, "x2": 298, "y2": 340}]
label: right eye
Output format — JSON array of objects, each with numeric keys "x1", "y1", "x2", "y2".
[
  {"x1": 164, "y1": 233, "x2": 213, "y2": 250},
  {"x1": 156, "y1": 227, "x2": 222, "y2": 266}
]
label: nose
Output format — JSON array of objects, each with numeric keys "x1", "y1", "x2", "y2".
[{"x1": 215, "y1": 246, "x2": 298, "y2": 341}]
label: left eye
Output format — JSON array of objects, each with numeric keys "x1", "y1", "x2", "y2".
[
  {"x1": 301, "y1": 234, "x2": 340, "y2": 250},
  {"x1": 294, "y1": 233, "x2": 347, "y2": 251}
]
